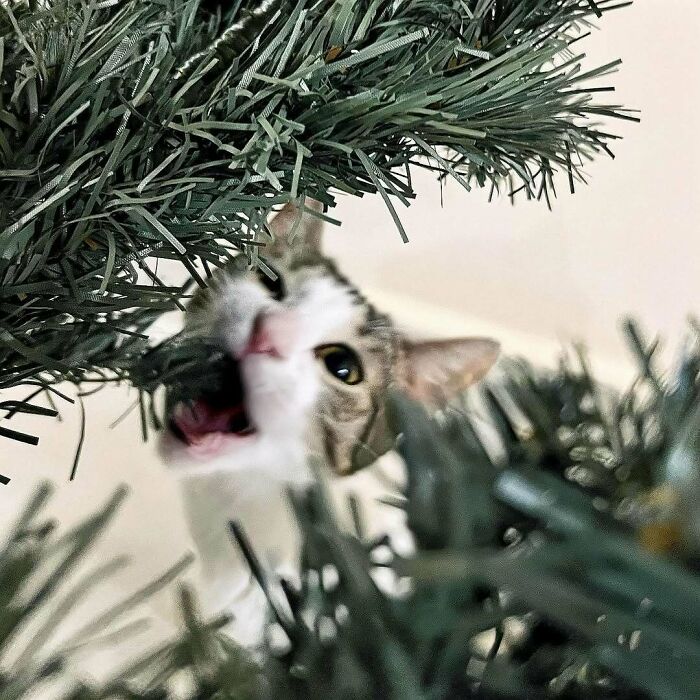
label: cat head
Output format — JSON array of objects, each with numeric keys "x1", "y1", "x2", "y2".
[{"x1": 163, "y1": 201, "x2": 499, "y2": 476}]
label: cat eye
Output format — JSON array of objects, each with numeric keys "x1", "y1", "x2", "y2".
[
  {"x1": 315, "y1": 344, "x2": 363, "y2": 385},
  {"x1": 256, "y1": 265, "x2": 285, "y2": 301}
]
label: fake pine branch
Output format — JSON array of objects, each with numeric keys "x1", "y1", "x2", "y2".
[
  {"x1": 0, "y1": 0, "x2": 636, "y2": 430},
  {"x1": 0, "y1": 483, "x2": 203, "y2": 699},
  {"x1": 3, "y1": 321, "x2": 700, "y2": 698},
  {"x1": 242, "y1": 321, "x2": 700, "y2": 700}
]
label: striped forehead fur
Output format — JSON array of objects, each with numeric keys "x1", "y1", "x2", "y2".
[{"x1": 312, "y1": 257, "x2": 398, "y2": 346}]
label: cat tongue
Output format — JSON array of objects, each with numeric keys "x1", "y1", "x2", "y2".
[{"x1": 171, "y1": 400, "x2": 246, "y2": 444}]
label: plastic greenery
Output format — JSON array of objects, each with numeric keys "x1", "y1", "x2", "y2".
[
  {"x1": 4, "y1": 320, "x2": 700, "y2": 699},
  {"x1": 0, "y1": 482, "x2": 263, "y2": 699},
  {"x1": 244, "y1": 320, "x2": 700, "y2": 700},
  {"x1": 0, "y1": 0, "x2": 636, "y2": 439}
]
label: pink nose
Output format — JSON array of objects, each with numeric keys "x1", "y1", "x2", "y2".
[{"x1": 245, "y1": 309, "x2": 300, "y2": 358}]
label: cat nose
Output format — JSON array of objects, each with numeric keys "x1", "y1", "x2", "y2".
[{"x1": 245, "y1": 309, "x2": 300, "y2": 358}]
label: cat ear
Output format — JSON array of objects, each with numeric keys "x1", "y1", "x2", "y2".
[
  {"x1": 266, "y1": 199, "x2": 324, "y2": 260},
  {"x1": 397, "y1": 337, "x2": 500, "y2": 406}
]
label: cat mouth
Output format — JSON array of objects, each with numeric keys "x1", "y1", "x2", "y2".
[{"x1": 168, "y1": 357, "x2": 255, "y2": 446}]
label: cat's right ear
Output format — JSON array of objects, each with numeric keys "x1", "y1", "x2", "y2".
[
  {"x1": 266, "y1": 199, "x2": 324, "y2": 261},
  {"x1": 396, "y1": 337, "x2": 500, "y2": 407}
]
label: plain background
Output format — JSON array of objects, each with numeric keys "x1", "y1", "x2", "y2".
[
  {"x1": 326, "y1": 2, "x2": 700, "y2": 383},
  {"x1": 1, "y1": 0, "x2": 699, "y2": 683}
]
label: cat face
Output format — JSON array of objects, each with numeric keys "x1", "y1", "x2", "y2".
[{"x1": 162, "y1": 201, "x2": 499, "y2": 477}]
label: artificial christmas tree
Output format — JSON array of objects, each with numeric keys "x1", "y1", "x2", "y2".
[
  {"x1": 4, "y1": 322, "x2": 700, "y2": 699},
  {"x1": 1, "y1": 0, "x2": 635, "y2": 447}
]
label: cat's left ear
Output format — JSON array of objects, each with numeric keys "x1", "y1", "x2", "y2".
[
  {"x1": 266, "y1": 199, "x2": 324, "y2": 260},
  {"x1": 397, "y1": 337, "x2": 500, "y2": 406}
]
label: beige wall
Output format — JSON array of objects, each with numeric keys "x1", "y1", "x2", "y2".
[{"x1": 326, "y1": 0, "x2": 700, "y2": 383}]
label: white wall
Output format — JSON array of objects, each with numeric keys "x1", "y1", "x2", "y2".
[{"x1": 326, "y1": 0, "x2": 700, "y2": 383}]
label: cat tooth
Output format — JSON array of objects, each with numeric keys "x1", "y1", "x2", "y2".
[{"x1": 188, "y1": 432, "x2": 225, "y2": 457}]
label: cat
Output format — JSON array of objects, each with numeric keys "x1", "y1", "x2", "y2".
[{"x1": 159, "y1": 200, "x2": 499, "y2": 646}]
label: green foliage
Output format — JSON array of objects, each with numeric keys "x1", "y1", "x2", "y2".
[
  {"x1": 4, "y1": 321, "x2": 700, "y2": 699},
  {"x1": 494, "y1": 319, "x2": 700, "y2": 542},
  {"x1": 0, "y1": 482, "x2": 263, "y2": 699},
  {"x1": 1, "y1": 0, "x2": 635, "y2": 430},
  {"x1": 248, "y1": 321, "x2": 700, "y2": 700}
]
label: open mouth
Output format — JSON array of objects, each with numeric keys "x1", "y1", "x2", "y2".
[{"x1": 168, "y1": 356, "x2": 255, "y2": 446}]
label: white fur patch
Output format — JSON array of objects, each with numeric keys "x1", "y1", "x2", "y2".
[{"x1": 162, "y1": 269, "x2": 357, "y2": 647}]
